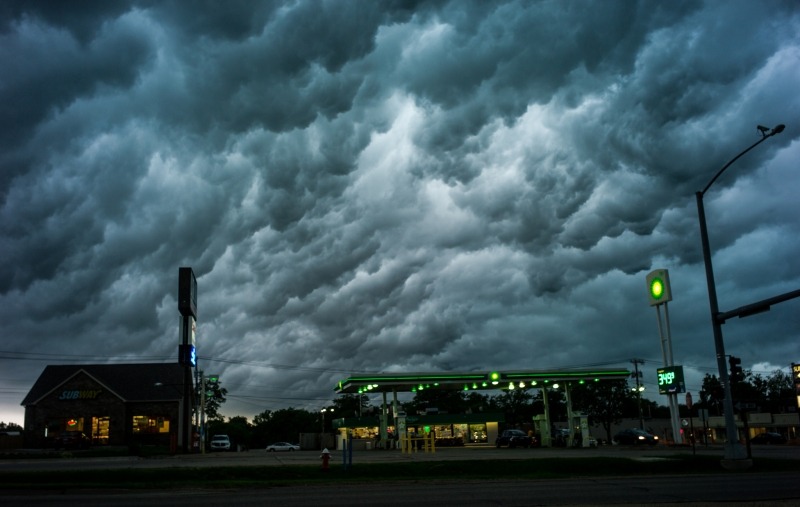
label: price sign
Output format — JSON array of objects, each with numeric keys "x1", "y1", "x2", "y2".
[{"x1": 656, "y1": 365, "x2": 685, "y2": 395}]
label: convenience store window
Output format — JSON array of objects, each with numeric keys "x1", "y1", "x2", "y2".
[
  {"x1": 469, "y1": 424, "x2": 488, "y2": 443},
  {"x1": 132, "y1": 415, "x2": 170, "y2": 434},
  {"x1": 64, "y1": 417, "x2": 84, "y2": 431},
  {"x1": 91, "y1": 416, "x2": 110, "y2": 445}
]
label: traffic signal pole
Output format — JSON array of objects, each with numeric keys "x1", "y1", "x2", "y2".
[
  {"x1": 696, "y1": 192, "x2": 746, "y2": 461},
  {"x1": 695, "y1": 124, "x2": 786, "y2": 466}
]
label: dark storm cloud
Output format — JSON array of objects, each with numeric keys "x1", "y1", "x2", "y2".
[{"x1": 1, "y1": 0, "x2": 799, "y2": 423}]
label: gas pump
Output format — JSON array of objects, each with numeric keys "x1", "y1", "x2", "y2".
[
  {"x1": 570, "y1": 412, "x2": 590, "y2": 447},
  {"x1": 533, "y1": 414, "x2": 551, "y2": 447}
]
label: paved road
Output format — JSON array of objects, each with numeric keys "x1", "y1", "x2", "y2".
[
  {"x1": 1, "y1": 445, "x2": 799, "y2": 505},
  {"x1": 2, "y1": 442, "x2": 798, "y2": 471},
  {"x1": 1, "y1": 472, "x2": 799, "y2": 506}
]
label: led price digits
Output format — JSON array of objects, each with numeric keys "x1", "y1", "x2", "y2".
[
  {"x1": 656, "y1": 366, "x2": 685, "y2": 395},
  {"x1": 658, "y1": 371, "x2": 675, "y2": 385}
]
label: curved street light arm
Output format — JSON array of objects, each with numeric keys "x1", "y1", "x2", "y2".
[
  {"x1": 695, "y1": 123, "x2": 785, "y2": 463},
  {"x1": 700, "y1": 124, "x2": 785, "y2": 196}
]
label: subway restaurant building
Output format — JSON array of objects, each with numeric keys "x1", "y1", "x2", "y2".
[{"x1": 21, "y1": 363, "x2": 189, "y2": 449}]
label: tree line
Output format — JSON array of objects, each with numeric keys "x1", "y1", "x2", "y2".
[{"x1": 202, "y1": 368, "x2": 794, "y2": 448}]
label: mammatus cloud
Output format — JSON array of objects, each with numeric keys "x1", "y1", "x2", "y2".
[{"x1": 1, "y1": 1, "x2": 799, "y2": 423}]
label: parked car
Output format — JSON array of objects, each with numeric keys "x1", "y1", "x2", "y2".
[
  {"x1": 210, "y1": 434, "x2": 231, "y2": 451},
  {"x1": 750, "y1": 432, "x2": 786, "y2": 445},
  {"x1": 266, "y1": 442, "x2": 300, "y2": 452},
  {"x1": 495, "y1": 429, "x2": 533, "y2": 448},
  {"x1": 613, "y1": 428, "x2": 659, "y2": 446},
  {"x1": 55, "y1": 431, "x2": 90, "y2": 450}
]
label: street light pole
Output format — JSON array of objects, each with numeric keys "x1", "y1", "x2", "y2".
[
  {"x1": 695, "y1": 124, "x2": 784, "y2": 463},
  {"x1": 321, "y1": 408, "x2": 333, "y2": 449},
  {"x1": 631, "y1": 359, "x2": 645, "y2": 430}
]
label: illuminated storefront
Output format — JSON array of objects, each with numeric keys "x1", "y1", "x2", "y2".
[
  {"x1": 333, "y1": 413, "x2": 504, "y2": 449},
  {"x1": 21, "y1": 363, "x2": 188, "y2": 449}
]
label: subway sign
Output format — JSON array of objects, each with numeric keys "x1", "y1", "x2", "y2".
[
  {"x1": 656, "y1": 366, "x2": 685, "y2": 395},
  {"x1": 59, "y1": 390, "x2": 102, "y2": 400}
]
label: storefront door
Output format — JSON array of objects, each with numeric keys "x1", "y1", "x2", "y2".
[{"x1": 91, "y1": 416, "x2": 110, "y2": 445}]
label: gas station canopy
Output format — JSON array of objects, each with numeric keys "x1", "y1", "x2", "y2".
[{"x1": 335, "y1": 368, "x2": 631, "y2": 395}]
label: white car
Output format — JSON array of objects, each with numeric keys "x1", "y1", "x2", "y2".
[
  {"x1": 266, "y1": 442, "x2": 300, "y2": 452},
  {"x1": 210, "y1": 434, "x2": 231, "y2": 451}
]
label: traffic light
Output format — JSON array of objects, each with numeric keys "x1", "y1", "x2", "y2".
[
  {"x1": 205, "y1": 374, "x2": 219, "y2": 396},
  {"x1": 646, "y1": 269, "x2": 672, "y2": 306},
  {"x1": 728, "y1": 356, "x2": 743, "y2": 383}
]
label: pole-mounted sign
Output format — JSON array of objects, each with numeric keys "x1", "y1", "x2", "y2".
[
  {"x1": 646, "y1": 268, "x2": 681, "y2": 444},
  {"x1": 657, "y1": 365, "x2": 686, "y2": 394},
  {"x1": 178, "y1": 267, "x2": 197, "y2": 319},
  {"x1": 646, "y1": 269, "x2": 672, "y2": 306}
]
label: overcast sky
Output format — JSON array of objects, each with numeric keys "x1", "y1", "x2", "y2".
[{"x1": 2, "y1": 0, "x2": 799, "y2": 425}]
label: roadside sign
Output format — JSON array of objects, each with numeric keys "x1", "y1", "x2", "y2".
[{"x1": 656, "y1": 365, "x2": 685, "y2": 394}]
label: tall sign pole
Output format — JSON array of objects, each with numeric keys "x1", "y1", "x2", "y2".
[
  {"x1": 793, "y1": 363, "x2": 800, "y2": 410},
  {"x1": 646, "y1": 269, "x2": 682, "y2": 444},
  {"x1": 178, "y1": 267, "x2": 197, "y2": 453}
]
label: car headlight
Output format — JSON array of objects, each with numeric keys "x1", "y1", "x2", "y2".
[{"x1": 638, "y1": 435, "x2": 645, "y2": 440}]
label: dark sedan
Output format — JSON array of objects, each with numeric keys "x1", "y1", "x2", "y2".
[
  {"x1": 613, "y1": 428, "x2": 659, "y2": 446},
  {"x1": 750, "y1": 432, "x2": 786, "y2": 444},
  {"x1": 495, "y1": 429, "x2": 533, "y2": 448},
  {"x1": 55, "y1": 431, "x2": 90, "y2": 450}
]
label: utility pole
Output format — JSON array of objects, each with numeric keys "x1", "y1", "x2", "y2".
[{"x1": 631, "y1": 359, "x2": 645, "y2": 429}]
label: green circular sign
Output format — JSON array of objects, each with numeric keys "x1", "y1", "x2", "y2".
[{"x1": 650, "y1": 277, "x2": 664, "y2": 300}]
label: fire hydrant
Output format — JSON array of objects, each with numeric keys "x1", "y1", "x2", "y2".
[{"x1": 320, "y1": 448, "x2": 330, "y2": 471}]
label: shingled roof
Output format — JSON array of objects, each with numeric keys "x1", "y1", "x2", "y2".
[{"x1": 21, "y1": 363, "x2": 187, "y2": 406}]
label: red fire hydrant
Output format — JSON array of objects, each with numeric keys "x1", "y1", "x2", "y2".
[{"x1": 320, "y1": 448, "x2": 330, "y2": 471}]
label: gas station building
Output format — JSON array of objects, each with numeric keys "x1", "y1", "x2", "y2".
[{"x1": 332, "y1": 368, "x2": 630, "y2": 449}]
